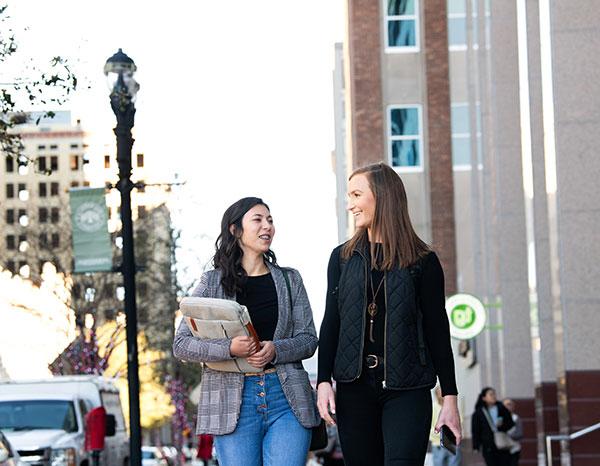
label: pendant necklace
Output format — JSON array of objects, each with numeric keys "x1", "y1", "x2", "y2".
[{"x1": 368, "y1": 270, "x2": 385, "y2": 343}]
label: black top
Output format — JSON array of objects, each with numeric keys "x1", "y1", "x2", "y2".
[
  {"x1": 236, "y1": 273, "x2": 279, "y2": 342},
  {"x1": 317, "y1": 245, "x2": 458, "y2": 396}
]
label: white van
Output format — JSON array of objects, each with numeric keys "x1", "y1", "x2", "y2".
[{"x1": 0, "y1": 375, "x2": 129, "y2": 465}]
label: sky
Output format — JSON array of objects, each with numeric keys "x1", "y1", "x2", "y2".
[{"x1": 5, "y1": 1, "x2": 347, "y2": 371}]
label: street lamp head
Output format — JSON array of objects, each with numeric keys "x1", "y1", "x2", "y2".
[{"x1": 104, "y1": 48, "x2": 140, "y2": 102}]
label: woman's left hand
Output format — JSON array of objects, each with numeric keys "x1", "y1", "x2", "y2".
[
  {"x1": 435, "y1": 395, "x2": 462, "y2": 444},
  {"x1": 246, "y1": 341, "x2": 276, "y2": 368}
]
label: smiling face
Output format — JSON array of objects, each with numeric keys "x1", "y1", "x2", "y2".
[
  {"x1": 235, "y1": 204, "x2": 275, "y2": 256},
  {"x1": 347, "y1": 173, "x2": 376, "y2": 231}
]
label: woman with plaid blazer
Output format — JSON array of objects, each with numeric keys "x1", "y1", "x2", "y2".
[{"x1": 173, "y1": 197, "x2": 320, "y2": 466}]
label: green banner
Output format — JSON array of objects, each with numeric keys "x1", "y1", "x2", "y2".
[{"x1": 69, "y1": 188, "x2": 113, "y2": 273}]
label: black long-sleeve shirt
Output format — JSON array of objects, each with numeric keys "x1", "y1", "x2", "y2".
[{"x1": 317, "y1": 245, "x2": 458, "y2": 396}]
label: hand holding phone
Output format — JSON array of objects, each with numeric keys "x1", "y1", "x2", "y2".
[{"x1": 440, "y1": 425, "x2": 457, "y2": 455}]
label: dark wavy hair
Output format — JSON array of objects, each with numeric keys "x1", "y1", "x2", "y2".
[
  {"x1": 475, "y1": 386, "x2": 495, "y2": 410},
  {"x1": 213, "y1": 197, "x2": 277, "y2": 296}
]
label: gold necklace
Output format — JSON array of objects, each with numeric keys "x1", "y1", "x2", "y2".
[{"x1": 367, "y1": 271, "x2": 385, "y2": 343}]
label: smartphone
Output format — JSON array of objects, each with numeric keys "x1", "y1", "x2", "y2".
[{"x1": 440, "y1": 425, "x2": 457, "y2": 455}]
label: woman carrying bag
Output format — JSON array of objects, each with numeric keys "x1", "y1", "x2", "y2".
[
  {"x1": 173, "y1": 197, "x2": 320, "y2": 466},
  {"x1": 471, "y1": 387, "x2": 515, "y2": 466},
  {"x1": 317, "y1": 162, "x2": 461, "y2": 466}
]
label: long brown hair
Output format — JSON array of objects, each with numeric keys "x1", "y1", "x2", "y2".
[{"x1": 342, "y1": 162, "x2": 429, "y2": 269}]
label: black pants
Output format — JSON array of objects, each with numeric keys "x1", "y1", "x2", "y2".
[
  {"x1": 482, "y1": 448, "x2": 511, "y2": 466},
  {"x1": 335, "y1": 366, "x2": 432, "y2": 466}
]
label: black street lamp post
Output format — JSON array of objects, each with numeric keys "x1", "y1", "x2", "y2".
[{"x1": 104, "y1": 49, "x2": 142, "y2": 466}]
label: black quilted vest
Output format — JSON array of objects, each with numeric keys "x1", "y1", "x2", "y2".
[{"x1": 332, "y1": 250, "x2": 437, "y2": 389}]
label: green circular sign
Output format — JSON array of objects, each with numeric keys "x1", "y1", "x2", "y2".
[{"x1": 445, "y1": 293, "x2": 486, "y2": 340}]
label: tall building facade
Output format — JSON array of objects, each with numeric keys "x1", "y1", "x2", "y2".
[
  {"x1": 0, "y1": 111, "x2": 88, "y2": 279},
  {"x1": 1, "y1": 111, "x2": 178, "y2": 357},
  {"x1": 334, "y1": 1, "x2": 600, "y2": 464}
]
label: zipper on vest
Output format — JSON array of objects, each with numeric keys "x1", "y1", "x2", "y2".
[
  {"x1": 350, "y1": 250, "x2": 369, "y2": 382},
  {"x1": 383, "y1": 273, "x2": 388, "y2": 389}
]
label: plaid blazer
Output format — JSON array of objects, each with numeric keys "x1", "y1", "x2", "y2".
[{"x1": 173, "y1": 262, "x2": 320, "y2": 435}]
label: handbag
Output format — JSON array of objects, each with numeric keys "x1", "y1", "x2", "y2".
[
  {"x1": 482, "y1": 407, "x2": 518, "y2": 451},
  {"x1": 280, "y1": 270, "x2": 328, "y2": 452},
  {"x1": 179, "y1": 297, "x2": 261, "y2": 373}
]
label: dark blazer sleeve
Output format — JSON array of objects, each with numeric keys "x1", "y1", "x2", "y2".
[
  {"x1": 498, "y1": 404, "x2": 516, "y2": 432},
  {"x1": 471, "y1": 410, "x2": 482, "y2": 451}
]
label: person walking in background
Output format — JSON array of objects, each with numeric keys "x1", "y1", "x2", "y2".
[
  {"x1": 173, "y1": 197, "x2": 320, "y2": 466},
  {"x1": 471, "y1": 387, "x2": 515, "y2": 466},
  {"x1": 317, "y1": 162, "x2": 461, "y2": 466},
  {"x1": 196, "y1": 434, "x2": 214, "y2": 466},
  {"x1": 502, "y1": 398, "x2": 523, "y2": 466},
  {"x1": 431, "y1": 386, "x2": 462, "y2": 466}
]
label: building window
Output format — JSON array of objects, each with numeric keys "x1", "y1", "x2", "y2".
[
  {"x1": 70, "y1": 155, "x2": 79, "y2": 170},
  {"x1": 70, "y1": 143, "x2": 79, "y2": 149},
  {"x1": 5, "y1": 157, "x2": 14, "y2": 173},
  {"x1": 136, "y1": 153, "x2": 144, "y2": 167},
  {"x1": 18, "y1": 209, "x2": 28, "y2": 227},
  {"x1": 39, "y1": 233, "x2": 48, "y2": 248},
  {"x1": 385, "y1": 0, "x2": 419, "y2": 51},
  {"x1": 50, "y1": 182, "x2": 59, "y2": 196},
  {"x1": 51, "y1": 207, "x2": 59, "y2": 224},
  {"x1": 37, "y1": 156, "x2": 47, "y2": 172},
  {"x1": 39, "y1": 207, "x2": 49, "y2": 223},
  {"x1": 6, "y1": 235, "x2": 15, "y2": 250},
  {"x1": 104, "y1": 155, "x2": 111, "y2": 168},
  {"x1": 39, "y1": 182, "x2": 47, "y2": 197},
  {"x1": 18, "y1": 183, "x2": 28, "y2": 201},
  {"x1": 6, "y1": 209, "x2": 15, "y2": 224},
  {"x1": 138, "y1": 205, "x2": 147, "y2": 219},
  {"x1": 18, "y1": 234, "x2": 27, "y2": 252},
  {"x1": 50, "y1": 144, "x2": 58, "y2": 150},
  {"x1": 6, "y1": 260, "x2": 16, "y2": 274},
  {"x1": 451, "y1": 102, "x2": 482, "y2": 167},
  {"x1": 71, "y1": 181, "x2": 80, "y2": 188},
  {"x1": 447, "y1": 0, "x2": 484, "y2": 50},
  {"x1": 6, "y1": 184, "x2": 14, "y2": 199},
  {"x1": 137, "y1": 180, "x2": 145, "y2": 193},
  {"x1": 37, "y1": 144, "x2": 46, "y2": 150},
  {"x1": 83, "y1": 181, "x2": 90, "y2": 187},
  {"x1": 387, "y1": 105, "x2": 422, "y2": 169},
  {"x1": 17, "y1": 156, "x2": 28, "y2": 175},
  {"x1": 51, "y1": 233, "x2": 60, "y2": 248},
  {"x1": 50, "y1": 156, "x2": 58, "y2": 171}
]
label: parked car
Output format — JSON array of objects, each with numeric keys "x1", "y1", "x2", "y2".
[
  {"x1": 0, "y1": 430, "x2": 20, "y2": 466},
  {"x1": 0, "y1": 375, "x2": 129, "y2": 466},
  {"x1": 142, "y1": 446, "x2": 168, "y2": 466}
]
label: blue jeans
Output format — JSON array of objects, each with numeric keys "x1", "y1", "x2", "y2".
[
  {"x1": 432, "y1": 445, "x2": 462, "y2": 466},
  {"x1": 214, "y1": 372, "x2": 311, "y2": 466}
]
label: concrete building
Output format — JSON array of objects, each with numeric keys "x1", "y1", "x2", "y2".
[
  {"x1": 0, "y1": 111, "x2": 178, "y2": 349},
  {"x1": 0, "y1": 111, "x2": 88, "y2": 279},
  {"x1": 333, "y1": 1, "x2": 600, "y2": 463}
]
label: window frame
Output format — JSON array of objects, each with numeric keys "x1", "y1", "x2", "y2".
[
  {"x1": 384, "y1": 0, "x2": 420, "y2": 53},
  {"x1": 386, "y1": 104, "x2": 424, "y2": 172}
]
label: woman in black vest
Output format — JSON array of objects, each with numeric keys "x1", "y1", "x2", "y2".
[
  {"x1": 317, "y1": 162, "x2": 461, "y2": 465},
  {"x1": 471, "y1": 387, "x2": 515, "y2": 466}
]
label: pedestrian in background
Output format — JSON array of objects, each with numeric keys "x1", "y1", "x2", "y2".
[
  {"x1": 503, "y1": 398, "x2": 523, "y2": 466},
  {"x1": 431, "y1": 386, "x2": 462, "y2": 466},
  {"x1": 317, "y1": 162, "x2": 461, "y2": 466},
  {"x1": 196, "y1": 434, "x2": 213, "y2": 466},
  {"x1": 471, "y1": 387, "x2": 515, "y2": 466},
  {"x1": 173, "y1": 197, "x2": 320, "y2": 466}
]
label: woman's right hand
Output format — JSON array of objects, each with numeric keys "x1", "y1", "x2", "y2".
[
  {"x1": 317, "y1": 382, "x2": 337, "y2": 426},
  {"x1": 229, "y1": 336, "x2": 259, "y2": 358}
]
